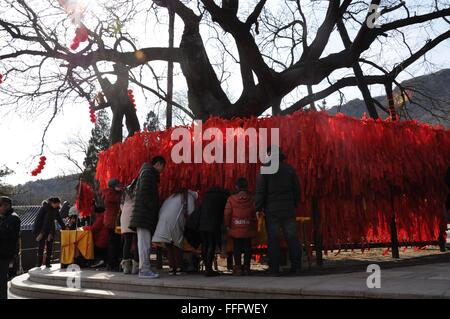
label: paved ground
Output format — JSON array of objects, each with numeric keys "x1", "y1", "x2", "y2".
[{"x1": 10, "y1": 261, "x2": 450, "y2": 298}]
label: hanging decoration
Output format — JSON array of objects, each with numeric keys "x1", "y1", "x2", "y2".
[
  {"x1": 95, "y1": 111, "x2": 450, "y2": 249},
  {"x1": 89, "y1": 102, "x2": 96, "y2": 124},
  {"x1": 75, "y1": 181, "x2": 94, "y2": 218},
  {"x1": 58, "y1": 0, "x2": 89, "y2": 51},
  {"x1": 70, "y1": 26, "x2": 89, "y2": 51},
  {"x1": 128, "y1": 89, "x2": 137, "y2": 111},
  {"x1": 31, "y1": 156, "x2": 47, "y2": 176}
]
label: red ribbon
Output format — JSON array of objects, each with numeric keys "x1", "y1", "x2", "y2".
[{"x1": 95, "y1": 111, "x2": 450, "y2": 247}]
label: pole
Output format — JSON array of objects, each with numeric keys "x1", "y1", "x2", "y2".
[
  {"x1": 312, "y1": 197, "x2": 323, "y2": 266},
  {"x1": 390, "y1": 215, "x2": 400, "y2": 259}
]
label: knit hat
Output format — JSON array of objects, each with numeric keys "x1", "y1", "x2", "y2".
[
  {"x1": 0, "y1": 196, "x2": 12, "y2": 205},
  {"x1": 108, "y1": 178, "x2": 121, "y2": 188}
]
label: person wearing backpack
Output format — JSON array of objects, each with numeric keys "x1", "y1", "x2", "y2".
[{"x1": 120, "y1": 179, "x2": 139, "y2": 274}]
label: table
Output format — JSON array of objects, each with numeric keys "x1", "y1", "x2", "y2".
[{"x1": 60, "y1": 229, "x2": 95, "y2": 265}]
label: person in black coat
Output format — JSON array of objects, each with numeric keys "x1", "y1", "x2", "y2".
[
  {"x1": 129, "y1": 156, "x2": 165, "y2": 278},
  {"x1": 199, "y1": 186, "x2": 230, "y2": 276},
  {"x1": 0, "y1": 196, "x2": 20, "y2": 299},
  {"x1": 255, "y1": 146, "x2": 302, "y2": 276},
  {"x1": 33, "y1": 197, "x2": 65, "y2": 268}
]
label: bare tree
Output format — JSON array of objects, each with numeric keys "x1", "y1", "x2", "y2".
[
  {"x1": 1, "y1": 0, "x2": 449, "y2": 147},
  {"x1": 51, "y1": 132, "x2": 89, "y2": 174}
]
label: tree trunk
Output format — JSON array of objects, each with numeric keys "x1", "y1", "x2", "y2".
[
  {"x1": 166, "y1": 7, "x2": 175, "y2": 128},
  {"x1": 178, "y1": 22, "x2": 231, "y2": 120},
  {"x1": 385, "y1": 82, "x2": 397, "y2": 120},
  {"x1": 337, "y1": 20, "x2": 378, "y2": 119},
  {"x1": 95, "y1": 63, "x2": 140, "y2": 145}
]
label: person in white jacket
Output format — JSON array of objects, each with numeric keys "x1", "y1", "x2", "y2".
[{"x1": 152, "y1": 188, "x2": 198, "y2": 275}]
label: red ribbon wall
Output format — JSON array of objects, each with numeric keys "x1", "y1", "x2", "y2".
[{"x1": 96, "y1": 111, "x2": 450, "y2": 248}]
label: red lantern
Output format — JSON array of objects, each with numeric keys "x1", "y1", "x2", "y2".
[
  {"x1": 128, "y1": 89, "x2": 137, "y2": 111},
  {"x1": 70, "y1": 26, "x2": 88, "y2": 51},
  {"x1": 76, "y1": 26, "x2": 88, "y2": 42},
  {"x1": 31, "y1": 154, "x2": 47, "y2": 176},
  {"x1": 88, "y1": 102, "x2": 97, "y2": 124}
]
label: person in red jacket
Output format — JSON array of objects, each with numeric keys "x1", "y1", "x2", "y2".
[
  {"x1": 101, "y1": 178, "x2": 123, "y2": 271},
  {"x1": 85, "y1": 207, "x2": 109, "y2": 268},
  {"x1": 224, "y1": 177, "x2": 257, "y2": 276}
]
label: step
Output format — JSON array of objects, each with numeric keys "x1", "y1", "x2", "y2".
[
  {"x1": 10, "y1": 273, "x2": 192, "y2": 299},
  {"x1": 25, "y1": 264, "x2": 450, "y2": 299},
  {"x1": 26, "y1": 265, "x2": 308, "y2": 299},
  {"x1": 7, "y1": 282, "x2": 29, "y2": 299}
]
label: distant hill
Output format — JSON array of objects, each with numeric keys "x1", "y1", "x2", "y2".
[
  {"x1": 13, "y1": 174, "x2": 79, "y2": 205},
  {"x1": 328, "y1": 69, "x2": 450, "y2": 127}
]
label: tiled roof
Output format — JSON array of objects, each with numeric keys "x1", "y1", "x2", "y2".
[{"x1": 14, "y1": 206, "x2": 64, "y2": 231}]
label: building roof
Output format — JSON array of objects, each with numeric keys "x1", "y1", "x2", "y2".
[{"x1": 14, "y1": 206, "x2": 64, "y2": 231}]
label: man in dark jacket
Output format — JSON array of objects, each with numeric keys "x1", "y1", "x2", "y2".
[
  {"x1": 129, "y1": 156, "x2": 165, "y2": 279},
  {"x1": 199, "y1": 186, "x2": 230, "y2": 276},
  {"x1": 255, "y1": 146, "x2": 302, "y2": 276},
  {"x1": 33, "y1": 197, "x2": 65, "y2": 268},
  {"x1": 0, "y1": 196, "x2": 20, "y2": 299}
]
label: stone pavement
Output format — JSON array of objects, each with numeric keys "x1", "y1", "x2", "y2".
[{"x1": 9, "y1": 262, "x2": 450, "y2": 299}]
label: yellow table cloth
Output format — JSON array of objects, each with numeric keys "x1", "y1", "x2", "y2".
[{"x1": 60, "y1": 230, "x2": 95, "y2": 265}]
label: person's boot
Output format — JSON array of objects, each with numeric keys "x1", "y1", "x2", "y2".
[
  {"x1": 91, "y1": 260, "x2": 105, "y2": 269},
  {"x1": 205, "y1": 269, "x2": 220, "y2": 277},
  {"x1": 36, "y1": 255, "x2": 44, "y2": 268},
  {"x1": 243, "y1": 265, "x2": 251, "y2": 276},
  {"x1": 131, "y1": 260, "x2": 139, "y2": 275},
  {"x1": 44, "y1": 256, "x2": 51, "y2": 268},
  {"x1": 232, "y1": 265, "x2": 242, "y2": 276},
  {"x1": 226, "y1": 254, "x2": 233, "y2": 271},
  {"x1": 205, "y1": 258, "x2": 220, "y2": 277},
  {"x1": 120, "y1": 259, "x2": 131, "y2": 274}
]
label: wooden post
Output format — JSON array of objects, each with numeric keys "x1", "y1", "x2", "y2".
[
  {"x1": 438, "y1": 207, "x2": 447, "y2": 252},
  {"x1": 390, "y1": 215, "x2": 400, "y2": 258},
  {"x1": 312, "y1": 197, "x2": 323, "y2": 266}
]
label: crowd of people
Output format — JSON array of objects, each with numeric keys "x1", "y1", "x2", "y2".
[
  {"x1": 1, "y1": 147, "x2": 449, "y2": 299},
  {"x1": 86, "y1": 148, "x2": 303, "y2": 279}
]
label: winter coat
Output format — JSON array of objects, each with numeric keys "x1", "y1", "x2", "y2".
[
  {"x1": 0, "y1": 208, "x2": 21, "y2": 260},
  {"x1": 153, "y1": 190, "x2": 198, "y2": 249},
  {"x1": 255, "y1": 162, "x2": 301, "y2": 218},
  {"x1": 33, "y1": 201, "x2": 65, "y2": 237},
  {"x1": 198, "y1": 187, "x2": 230, "y2": 233},
  {"x1": 101, "y1": 188, "x2": 122, "y2": 230},
  {"x1": 84, "y1": 213, "x2": 108, "y2": 249},
  {"x1": 129, "y1": 163, "x2": 160, "y2": 234},
  {"x1": 120, "y1": 192, "x2": 136, "y2": 234},
  {"x1": 224, "y1": 191, "x2": 257, "y2": 239}
]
